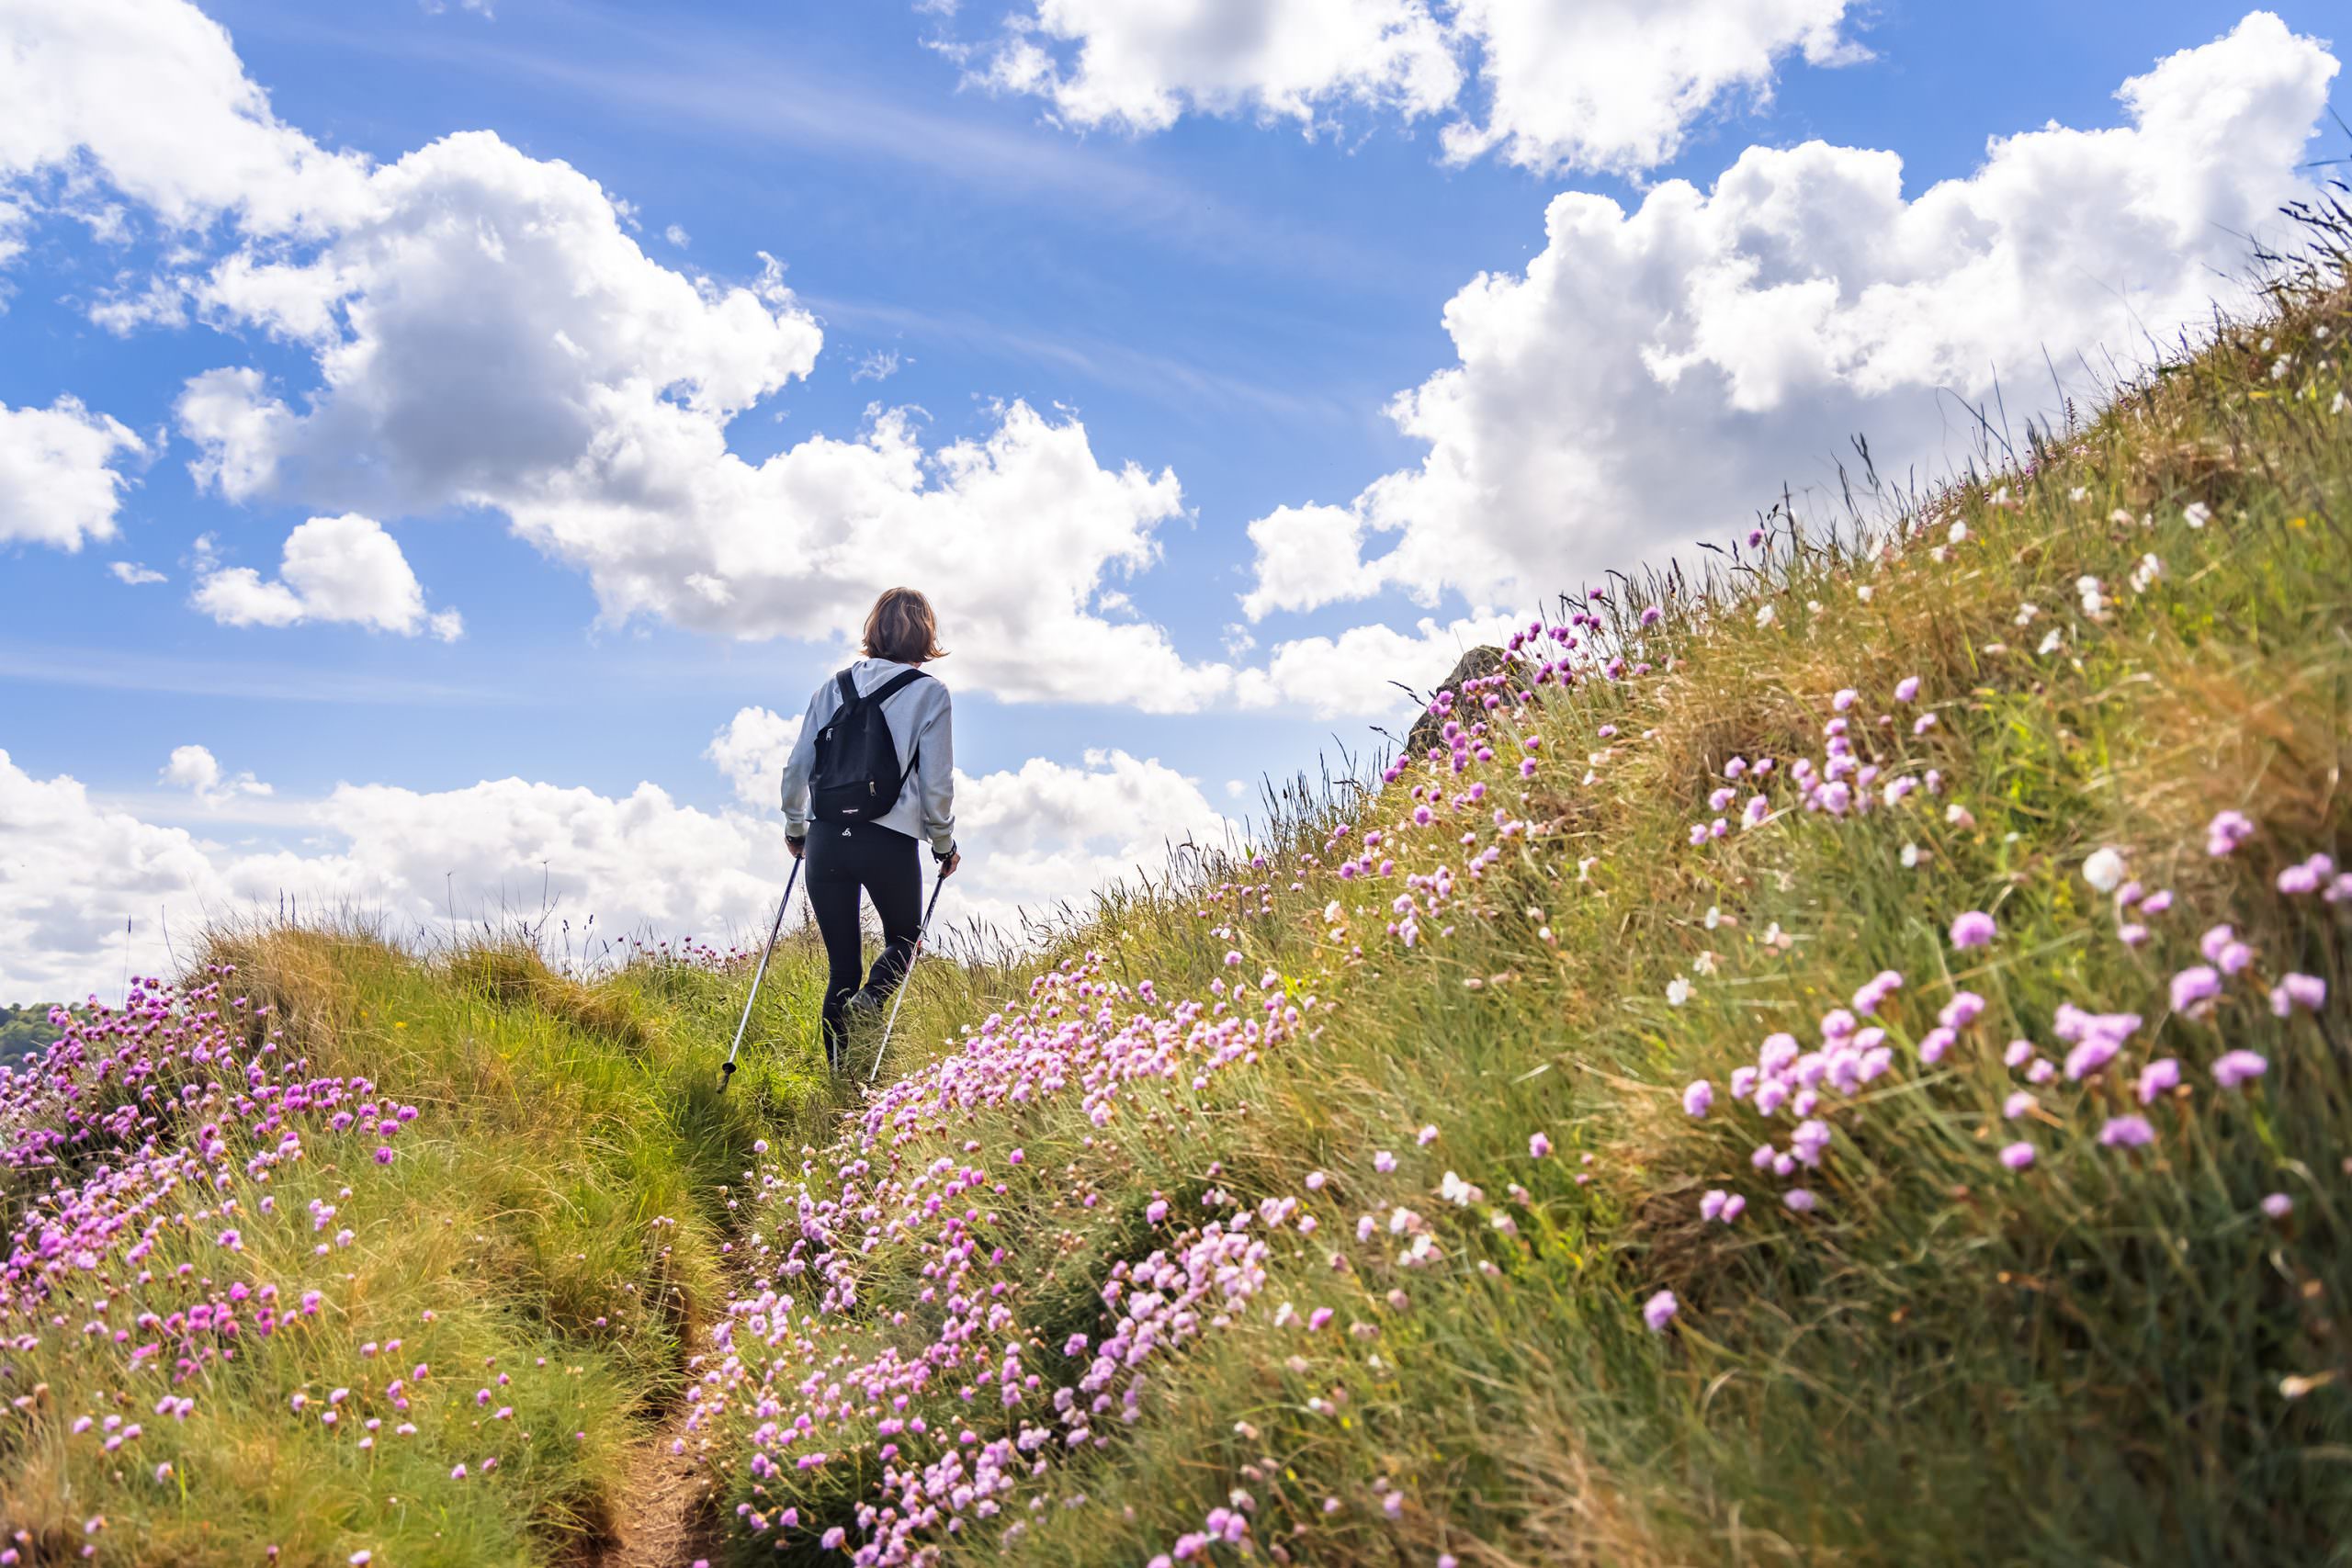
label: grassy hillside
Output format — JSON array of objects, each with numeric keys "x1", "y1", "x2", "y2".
[
  {"x1": 0, "y1": 926, "x2": 860, "y2": 1563},
  {"x1": 5, "y1": 209, "x2": 2348, "y2": 1565},
  {"x1": 677, "y1": 215, "x2": 2352, "y2": 1565}
]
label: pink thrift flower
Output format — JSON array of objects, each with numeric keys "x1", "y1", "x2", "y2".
[
  {"x1": 2098, "y1": 1115, "x2": 2154, "y2": 1148},
  {"x1": 1682, "y1": 1079, "x2": 1715, "y2": 1117},
  {"x1": 1894, "y1": 676, "x2": 1921, "y2": 703},
  {"x1": 2276, "y1": 854, "x2": 2332, "y2": 895},
  {"x1": 1949, "y1": 911, "x2": 1996, "y2": 949},
  {"x1": 2170, "y1": 965, "x2": 2222, "y2": 1016},
  {"x1": 1374, "y1": 1151, "x2": 1396, "y2": 1174},
  {"x1": 1783, "y1": 1189, "x2": 1817, "y2": 1213},
  {"x1": 2270, "y1": 974, "x2": 2327, "y2": 1016},
  {"x1": 2137, "y1": 1058, "x2": 2181, "y2": 1103},
  {"x1": 1642, "y1": 1290, "x2": 1679, "y2": 1332},
  {"x1": 2261, "y1": 1192, "x2": 2295, "y2": 1220},
  {"x1": 2206, "y1": 809, "x2": 2256, "y2": 857},
  {"x1": 2211, "y1": 1050, "x2": 2267, "y2": 1089},
  {"x1": 2002, "y1": 1090, "x2": 2035, "y2": 1120},
  {"x1": 1998, "y1": 1142, "x2": 2036, "y2": 1171},
  {"x1": 1939, "y1": 991, "x2": 1985, "y2": 1030},
  {"x1": 1528, "y1": 1132, "x2": 1553, "y2": 1158}
]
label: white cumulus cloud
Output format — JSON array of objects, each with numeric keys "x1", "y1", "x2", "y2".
[
  {"x1": 0, "y1": 747, "x2": 1233, "y2": 1002},
  {"x1": 1242, "y1": 12, "x2": 2337, "y2": 621},
  {"x1": 2, "y1": 0, "x2": 1487, "y2": 723},
  {"x1": 160, "y1": 743, "x2": 272, "y2": 804},
  {"x1": 0, "y1": 396, "x2": 145, "y2": 550},
  {"x1": 957, "y1": 0, "x2": 1858, "y2": 173},
  {"x1": 706, "y1": 706, "x2": 805, "y2": 807},
  {"x1": 1441, "y1": 0, "x2": 1860, "y2": 175},
  {"x1": 0, "y1": 0, "x2": 369, "y2": 236},
  {"x1": 190, "y1": 513, "x2": 462, "y2": 639},
  {"x1": 972, "y1": 0, "x2": 1463, "y2": 135}
]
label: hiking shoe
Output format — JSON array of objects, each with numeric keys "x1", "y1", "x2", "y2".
[{"x1": 845, "y1": 987, "x2": 886, "y2": 1018}]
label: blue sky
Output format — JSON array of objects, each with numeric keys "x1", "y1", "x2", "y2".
[{"x1": 0, "y1": 0, "x2": 2340, "y2": 998}]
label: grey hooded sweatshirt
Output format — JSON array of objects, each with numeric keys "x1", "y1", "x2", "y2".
[{"x1": 777, "y1": 659, "x2": 956, "y2": 855}]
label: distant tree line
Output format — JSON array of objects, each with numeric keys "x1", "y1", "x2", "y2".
[{"x1": 0, "y1": 1002, "x2": 68, "y2": 1055}]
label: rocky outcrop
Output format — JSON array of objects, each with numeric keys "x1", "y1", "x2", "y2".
[{"x1": 1403, "y1": 644, "x2": 1509, "y2": 756}]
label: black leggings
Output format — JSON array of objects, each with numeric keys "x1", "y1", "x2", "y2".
[{"x1": 805, "y1": 822, "x2": 922, "y2": 1063}]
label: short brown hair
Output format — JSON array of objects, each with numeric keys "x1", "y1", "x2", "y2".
[{"x1": 862, "y1": 587, "x2": 945, "y2": 664}]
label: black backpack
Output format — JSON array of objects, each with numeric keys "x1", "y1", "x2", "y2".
[{"x1": 809, "y1": 668, "x2": 928, "y2": 824}]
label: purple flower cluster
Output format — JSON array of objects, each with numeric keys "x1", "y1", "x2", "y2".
[
  {"x1": 687, "y1": 952, "x2": 1342, "y2": 1562},
  {"x1": 1686, "y1": 677, "x2": 1945, "y2": 847}
]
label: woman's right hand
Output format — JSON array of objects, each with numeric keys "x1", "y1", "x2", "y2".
[
  {"x1": 937, "y1": 850, "x2": 961, "y2": 879},
  {"x1": 787, "y1": 836, "x2": 806, "y2": 860}
]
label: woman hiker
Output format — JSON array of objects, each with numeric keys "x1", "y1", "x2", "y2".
[{"x1": 777, "y1": 587, "x2": 961, "y2": 1070}]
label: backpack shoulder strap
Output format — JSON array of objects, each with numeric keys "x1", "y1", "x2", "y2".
[
  {"x1": 868, "y1": 668, "x2": 929, "y2": 706},
  {"x1": 833, "y1": 670, "x2": 859, "y2": 710}
]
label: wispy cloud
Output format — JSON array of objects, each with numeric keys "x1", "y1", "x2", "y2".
[
  {"x1": 803, "y1": 294, "x2": 1359, "y2": 428},
  {"x1": 0, "y1": 643, "x2": 508, "y2": 705},
  {"x1": 234, "y1": 1, "x2": 1407, "y2": 295}
]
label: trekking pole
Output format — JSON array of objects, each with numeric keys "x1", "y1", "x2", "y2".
[
  {"x1": 720, "y1": 857, "x2": 800, "y2": 1092},
  {"x1": 868, "y1": 873, "x2": 948, "y2": 1085}
]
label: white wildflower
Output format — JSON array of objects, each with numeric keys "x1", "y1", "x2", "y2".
[
  {"x1": 2184, "y1": 502, "x2": 2211, "y2": 529},
  {"x1": 1666, "y1": 977, "x2": 1692, "y2": 1008},
  {"x1": 2082, "y1": 847, "x2": 2128, "y2": 894}
]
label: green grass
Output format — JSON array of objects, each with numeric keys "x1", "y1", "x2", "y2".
[
  {"x1": 0, "y1": 926, "x2": 855, "y2": 1564},
  {"x1": 10, "y1": 218, "x2": 2351, "y2": 1566},
  {"x1": 683, "y1": 221, "x2": 2352, "y2": 1565}
]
